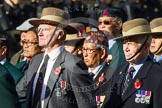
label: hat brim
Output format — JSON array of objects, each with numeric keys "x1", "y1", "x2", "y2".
[
  {"x1": 16, "y1": 18, "x2": 38, "y2": 31},
  {"x1": 151, "y1": 32, "x2": 162, "y2": 35},
  {"x1": 29, "y1": 19, "x2": 78, "y2": 34},
  {"x1": 113, "y1": 32, "x2": 158, "y2": 40},
  {"x1": 65, "y1": 34, "x2": 85, "y2": 41}
]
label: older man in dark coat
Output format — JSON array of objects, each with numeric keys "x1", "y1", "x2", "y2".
[{"x1": 102, "y1": 18, "x2": 162, "y2": 108}]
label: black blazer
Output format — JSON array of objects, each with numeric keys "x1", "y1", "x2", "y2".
[
  {"x1": 102, "y1": 58, "x2": 162, "y2": 108},
  {"x1": 94, "y1": 65, "x2": 115, "y2": 96},
  {"x1": 26, "y1": 49, "x2": 97, "y2": 108}
]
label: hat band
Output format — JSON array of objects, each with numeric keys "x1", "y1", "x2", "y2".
[
  {"x1": 0, "y1": 38, "x2": 6, "y2": 40},
  {"x1": 151, "y1": 26, "x2": 162, "y2": 32},
  {"x1": 66, "y1": 34, "x2": 78, "y2": 40},
  {"x1": 123, "y1": 25, "x2": 151, "y2": 36},
  {"x1": 41, "y1": 15, "x2": 66, "y2": 23},
  {"x1": 66, "y1": 34, "x2": 85, "y2": 40}
]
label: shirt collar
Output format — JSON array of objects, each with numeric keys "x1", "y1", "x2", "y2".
[
  {"x1": 88, "y1": 65, "x2": 102, "y2": 75},
  {"x1": 108, "y1": 39, "x2": 116, "y2": 49},
  {"x1": 44, "y1": 46, "x2": 64, "y2": 60},
  {"x1": 129, "y1": 57, "x2": 147, "y2": 78},
  {"x1": 153, "y1": 55, "x2": 162, "y2": 62},
  {"x1": 0, "y1": 58, "x2": 7, "y2": 65}
]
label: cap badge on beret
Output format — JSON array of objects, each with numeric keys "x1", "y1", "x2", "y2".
[
  {"x1": 85, "y1": 27, "x2": 107, "y2": 48},
  {"x1": 103, "y1": 9, "x2": 109, "y2": 16},
  {"x1": 78, "y1": 26, "x2": 83, "y2": 37}
]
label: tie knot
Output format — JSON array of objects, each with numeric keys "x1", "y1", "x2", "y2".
[
  {"x1": 128, "y1": 66, "x2": 135, "y2": 78},
  {"x1": 129, "y1": 66, "x2": 135, "y2": 73},
  {"x1": 44, "y1": 55, "x2": 49, "y2": 61},
  {"x1": 89, "y1": 72, "x2": 95, "y2": 77}
]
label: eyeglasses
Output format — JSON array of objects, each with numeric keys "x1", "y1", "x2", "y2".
[
  {"x1": 21, "y1": 40, "x2": 38, "y2": 46},
  {"x1": 82, "y1": 48, "x2": 97, "y2": 54},
  {"x1": 98, "y1": 20, "x2": 112, "y2": 25},
  {"x1": 36, "y1": 28, "x2": 53, "y2": 33}
]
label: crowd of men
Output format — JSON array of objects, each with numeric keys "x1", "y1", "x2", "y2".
[{"x1": 0, "y1": 0, "x2": 162, "y2": 108}]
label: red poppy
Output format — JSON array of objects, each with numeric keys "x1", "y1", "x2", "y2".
[
  {"x1": 99, "y1": 76, "x2": 105, "y2": 83},
  {"x1": 54, "y1": 66, "x2": 61, "y2": 75},
  {"x1": 134, "y1": 79, "x2": 141, "y2": 89}
]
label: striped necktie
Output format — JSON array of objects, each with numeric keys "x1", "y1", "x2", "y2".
[
  {"x1": 121, "y1": 66, "x2": 135, "y2": 95},
  {"x1": 32, "y1": 55, "x2": 49, "y2": 108}
]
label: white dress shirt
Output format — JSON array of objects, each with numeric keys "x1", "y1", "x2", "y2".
[
  {"x1": 88, "y1": 61, "x2": 106, "y2": 80},
  {"x1": 33, "y1": 46, "x2": 64, "y2": 108},
  {"x1": 0, "y1": 58, "x2": 7, "y2": 65}
]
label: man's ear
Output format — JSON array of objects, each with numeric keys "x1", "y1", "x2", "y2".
[
  {"x1": 57, "y1": 30, "x2": 65, "y2": 40},
  {"x1": 117, "y1": 19, "x2": 123, "y2": 29},
  {"x1": 1, "y1": 46, "x2": 7, "y2": 55},
  {"x1": 100, "y1": 48, "x2": 106, "y2": 59}
]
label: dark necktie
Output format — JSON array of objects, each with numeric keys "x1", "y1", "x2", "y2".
[
  {"x1": 89, "y1": 72, "x2": 95, "y2": 80},
  {"x1": 22, "y1": 60, "x2": 29, "y2": 73},
  {"x1": 32, "y1": 55, "x2": 49, "y2": 108},
  {"x1": 121, "y1": 66, "x2": 135, "y2": 95}
]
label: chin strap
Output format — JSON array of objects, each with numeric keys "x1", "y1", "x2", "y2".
[
  {"x1": 44, "y1": 26, "x2": 58, "y2": 48},
  {"x1": 127, "y1": 36, "x2": 149, "y2": 61},
  {"x1": 9, "y1": 0, "x2": 18, "y2": 7},
  {"x1": 154, "y1": 42, "x2": 162, "y2": 55}
]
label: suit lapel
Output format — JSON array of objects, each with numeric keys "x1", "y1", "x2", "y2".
[
  {"x1": 27, "y1": 54, "x2": 44, "y2": 108},
  {"x1": 43, "y1": 50, "x2": 66, "y2": 108},
  {"x1": 122, "y1": 59, "x2": 154, "y2": 102},
  {"x1": 94, "y1": 65, "x2": 111, "y2": 89}
]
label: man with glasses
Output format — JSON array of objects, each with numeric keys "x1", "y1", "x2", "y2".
[
  {"x1": 17, "y1": 7, "x2": 97, "y2": 108},
  {"x1": 14, "y1": 18, "x2": 43, "y2": 74},
  {"x1": 98, "y1": 8, "x2": 126, "y2": 68},
  {"x1": 15, "y1": 18, "x2": 43, "y2": 108},
  {"x1": 82, "y1": 27, "x2": 114, "y2": 107}
]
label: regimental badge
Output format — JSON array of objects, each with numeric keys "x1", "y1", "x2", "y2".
[
  {"x1": 96, "y1": 95, "x2": 105, "y2": 108},
  {"x1": 55, "y1": 81, "x2": 67, "y2": 97},
  {"x1": 135, "y1": 90, "x2": 151, "y2": 104}
]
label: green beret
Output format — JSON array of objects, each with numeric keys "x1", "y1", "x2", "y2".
[{"x1": 98, "y1": 7, "x2": 127, "y2": 21}]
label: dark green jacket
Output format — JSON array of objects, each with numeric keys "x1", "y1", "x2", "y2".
[
  {"x1": 0, "y1": 64, "x2": 21, "y2": 108},
  {"x1": 109, "y1": 41, "x2": 126, "y2": 68},
  {"x1": 10, "y1": 49, "x2": 23, "y2": 66},
  {"x1": 3, "y1": 61, "x2": 23, "y2": 85},
  {"x1": 16, "y1": 60, "x2": 29, "y2": 74}
]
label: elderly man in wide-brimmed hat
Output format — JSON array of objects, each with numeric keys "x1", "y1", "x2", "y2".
[
  {"x1": 64, "y1": 22, "x2": 86, "y2": 58},
  {"x1": 150, "y1": 18, "x2": 162, "y2": 65},
  {"x1": 16, "y1": 7, "x2": 97, "y2": 108},
  {"x1": 101, "y1": 18, "x2": 162, "y2": 108}
]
